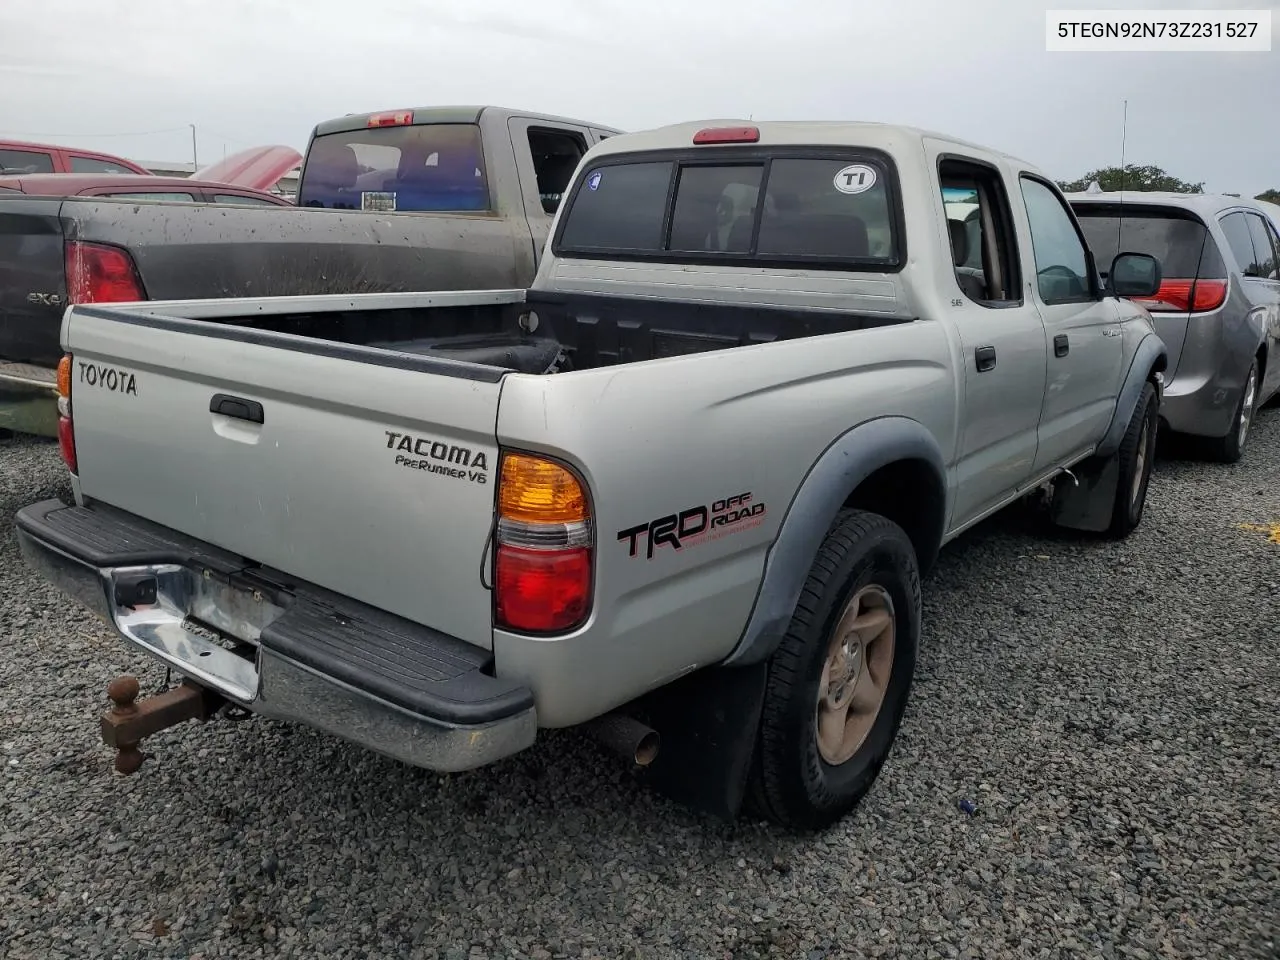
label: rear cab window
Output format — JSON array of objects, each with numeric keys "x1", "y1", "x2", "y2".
[
  {"x1": 554, "y1": 148, "x2": 903, "y2": 269},
  {"x1": 298, "y1": 122, "x2": 489, "y2": 213}
]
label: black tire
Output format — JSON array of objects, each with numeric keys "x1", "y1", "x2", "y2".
[
  {"x1": 1106, "y1": 380, "x2": 1159, "y2": 538},
  {"x1": 745, "y1": 509, "x2": 920, "y2": 830},
  {"x1": 1207, "y1": 360, "x2": 1258, "y2": 464}
]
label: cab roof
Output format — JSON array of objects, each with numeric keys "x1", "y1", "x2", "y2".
[
  {"x1": 313, "y1": 105, "x2": 624, "y2": 137},
  {"x1": 586, "y1": 119, "x2": 1037, "y2": 168}
]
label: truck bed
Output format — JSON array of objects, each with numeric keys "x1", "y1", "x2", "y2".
[
  {"x1": 58, "y1": 287, "x2": 922, "y2": 656},
  {"x1": 99, "y1": 288, "x2": 915, "y2": 376}
]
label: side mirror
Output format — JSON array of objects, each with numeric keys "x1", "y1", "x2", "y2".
[{"x1": 1108, "y1": 252, "x2": 1162, "y2": 298}]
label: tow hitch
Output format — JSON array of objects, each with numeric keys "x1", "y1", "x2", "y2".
[{"x1": 101, "y1": 675, "x2": 228, "y2": 774}]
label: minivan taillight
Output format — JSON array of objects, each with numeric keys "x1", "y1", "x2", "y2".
[
  {"x1": 1132, "y1": 278, "x2": 1228, "y2": 313},
  {"x1": 64, "y1": 240, "x2": 145, "y2": 304},
  {"x1": 494, "y1": 453, "x2": 593, "y2": 633},
  {"x1": 56, "y1": 353, "x2": 76, "y2": 474}
]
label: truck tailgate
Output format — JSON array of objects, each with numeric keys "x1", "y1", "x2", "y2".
[{"x1": 66, "y1": 307, "x2": 503, "y2": 648}]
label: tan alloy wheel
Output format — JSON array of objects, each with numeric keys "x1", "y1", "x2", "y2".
[{"x1": 815, "y1": 584, "x2": 896, "y2": 765}]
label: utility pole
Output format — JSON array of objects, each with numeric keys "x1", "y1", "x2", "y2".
[{"x1": 189, "y1": 124, "x2": 198, "y2": 172}]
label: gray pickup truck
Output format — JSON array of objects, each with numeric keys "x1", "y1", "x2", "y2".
[
  {"x1": 0, "y1": 105, "x2": 619, "y2": 435},
  {"x1": 17, "y1": 121, "x2": 1168, "y2": 830}
]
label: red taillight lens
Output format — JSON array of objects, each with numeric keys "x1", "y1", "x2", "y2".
[
  {"x1": 1133, "y1": 278, "x2": 1227, "y2": 313},
  {"x1": 494, "y1": 452, "x2": 593, "y2": 633},
  {"x1": 693, "y1": 126, "x2": 760, "y2": 145},
  {"x1": 1189, "y1": 278, "x2": 1228, "y2": 311},
  {"x1": 495, "y1": 545, "x2": 591, "y2": 632},
  {"x1": 64, "y1": 241, "x2": 145, "y2": 304},
  {"x1": 57, "y1": 416, "x2": 77, "y2": 474}
]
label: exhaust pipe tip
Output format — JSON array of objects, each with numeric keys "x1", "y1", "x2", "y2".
[
  {"x1": 585, "y1": 714, "x2": 661, "y2": 768},
  {"x1": 633, "y1": 730, "x2": 660, "y2": 767}
]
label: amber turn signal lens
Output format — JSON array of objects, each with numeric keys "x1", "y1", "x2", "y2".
[
  {"x1": 498, "y1": 453, "x2": 587, "y2": 524},
  {"x1": 57, "y1": 354, "x2": 72, "y2": 398}
]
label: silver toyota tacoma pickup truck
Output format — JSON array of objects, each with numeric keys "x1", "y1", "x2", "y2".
[{"x1": 16, "y1": 120, "x2": 1168, "y2": 830}]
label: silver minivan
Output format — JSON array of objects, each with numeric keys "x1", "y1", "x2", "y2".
[{"x1": 1067, "y1": 191, "x2": 1280, "y2": 462}]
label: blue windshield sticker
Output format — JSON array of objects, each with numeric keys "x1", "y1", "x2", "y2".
[{"x1": 587, "y1": 171, "x2": 602, "y2": 191}]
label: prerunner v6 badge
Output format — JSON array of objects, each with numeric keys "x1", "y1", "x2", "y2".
[{"x1": 384, "y1": 431, "x2": 490, "y2": 485}]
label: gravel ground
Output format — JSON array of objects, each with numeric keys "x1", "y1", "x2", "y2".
[{"x1": 1, "y1": 413, "x2": 1277, "y2": 960}]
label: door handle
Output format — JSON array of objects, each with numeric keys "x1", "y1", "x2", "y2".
[
  {"x1": 210, "y1": 393, "x2": 264, "y2": 425},
  {"x1": 975, "y1": 345, "x2": 997, "y2": 372},
  {"x1": 1054, "y1": 334, "x2": 1070, "y2": 358}
]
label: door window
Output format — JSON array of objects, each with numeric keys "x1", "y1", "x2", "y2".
[
  {"x1": 212, "y1": 193, "x2": 281, "y2": 206},
  {"x1": 102, "y1": 191, "x2": 196, "y2": 201},
  {"x1": 1019, "y1": 177, "x2": 1093, "y2": 303},
  {"x1": 69, "y1": 155, "x2": 138, "y2": 174},
  {"x1": 939, "y1": 159, "x2": 1021, "y2": 305},
  {"x1": 0, "y1": 149, "x2": 54, "y2": 173},
  {"x1": 1219, "y1": 212, "x2": 1258, "y2": 276},
  {"x1": 1244, "y1": 212, "x2": 1279, "y2": 279},
  {"x1": 527, "y1": 128, "x2": 586, "y2": 215}
]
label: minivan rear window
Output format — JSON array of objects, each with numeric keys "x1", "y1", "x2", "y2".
[
  {"x1": 298, "y1": 123, "x2": 489, "y2": 213},
  {"x1": 555, "y1": 151, "x2": 901, "y2": 269},
  {"x1": 1073, "y1": 205, "x2": 1226, "y2": 279}
]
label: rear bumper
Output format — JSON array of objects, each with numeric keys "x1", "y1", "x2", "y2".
[
  {"x1": 1161, "y1": 369, "x2": 1242, "y2": 439},
  {"x1": 14, "y1": 499, "x2": 537, "y2": 772},
  {"x1": 0, "y1": 362, "x2": 58, "y2": 437}
]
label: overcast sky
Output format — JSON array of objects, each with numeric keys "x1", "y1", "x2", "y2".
[{"x1": 1, "y1": 0, "x2": 1276, "y2": 195}]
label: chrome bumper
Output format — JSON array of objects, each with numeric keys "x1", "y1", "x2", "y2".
[{"x1": 15, "y1": 500, "x2": 537, "y2": 773}]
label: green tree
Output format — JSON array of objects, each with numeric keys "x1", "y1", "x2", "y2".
[
  {"x1": 1256, "y1": 188, "x2": 1280, "y2": 204},
  {"x1": 1056, "y1": 164, "x2": 1204, "y2": 194}
]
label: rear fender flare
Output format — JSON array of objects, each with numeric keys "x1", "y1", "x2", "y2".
[
  {"x1": 1096, "y1": 333, "x2": 1167, "y2": 459},
  {"x1": 721, "y1": 416, "x2": 946, "y2": 668}
]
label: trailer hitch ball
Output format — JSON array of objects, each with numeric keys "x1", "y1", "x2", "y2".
[
  {"x1": 100, "y1": 673, "x2": 226, "y2": 775},
  {"x1": 105, "y1": 675, "x2": 145, "y2": 774}
]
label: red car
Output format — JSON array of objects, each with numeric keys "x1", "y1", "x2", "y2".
[
  {"x1": 0, "y1": 173, "x2": 290, "y2": 205},
  {"x1": 0, "y1": 139, "x2": 150, "y2": 175}
]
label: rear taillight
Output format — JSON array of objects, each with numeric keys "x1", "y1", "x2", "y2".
[
  {"x1": 494, "y1": 452, "x2": 593, "y2": 633},
  {"x1": 56, "y1": 353, "x2": 76, "y2": 474},
  {"x1": 64, "y1": 241, "x2": 145, "y2": 304},
  {"x1": 1132, "y1": 278, "x2": 1228, "y2": 313}
]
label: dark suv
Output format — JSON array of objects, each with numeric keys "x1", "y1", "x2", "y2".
[{"x1": 1068, "y1": 191, "x2": 1280, "y2": 463}]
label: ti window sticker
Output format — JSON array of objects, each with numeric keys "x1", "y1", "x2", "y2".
[
  {"x1": 833, "y1": 164, "x2": 877, "y2": 195},
  {"x1": 587, "y1": 171, "x2": 602, "y2": 191}
]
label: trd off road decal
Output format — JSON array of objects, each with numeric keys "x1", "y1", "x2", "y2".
[
  {"x1": 77, "y1": 362, "x2": 138, "y2": 396},
  {"x1": 617, "y1": 491, "x2": 767, "y2": 560},
  {"x1": 383, "y1": 431, "x2": 490, "y2": 485}
]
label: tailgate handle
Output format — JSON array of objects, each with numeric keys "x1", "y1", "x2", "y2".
[{"x1": 210, "y1": 393, "x2": 264, "y2": 425}]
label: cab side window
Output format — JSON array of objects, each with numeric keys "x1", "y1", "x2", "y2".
[
  {"x1": 527, "y1": 128, "x2": 586, "y2": 215},
  {"x1": 1019, "y1": 177, "x2": 1094, "y2": 303},
  {"x1": 1244, "y1": 212, "x2": 1279, "y2": 280},
  {"x1": 1219, "y1": 212, "x2": 1260, "y2": 276},
  {"x1": 938, "y1": 158, "x2": 1021, "y2": 306}
]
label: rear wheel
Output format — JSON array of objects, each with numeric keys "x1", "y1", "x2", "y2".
[
  {"x1": 746, "y1": 510, "x2": 920, "y2": 830},
  {"x1": 1106, "y1": 381, "x2": 1159, "y2": 538},
  {"x1": 1209, "y1": 360, "x2": 1258, "y2": 464}
]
